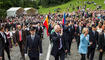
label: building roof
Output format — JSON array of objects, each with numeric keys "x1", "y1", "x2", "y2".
[
  {"x1": 7, "y1": 7, "x2": 21, "y2": 11},
  {"x1": 24, "y1": 8, "x2": 32, "y2": 11}
]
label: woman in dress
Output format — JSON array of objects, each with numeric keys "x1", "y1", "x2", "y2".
[{"x1": 78, "y1": 28, "x2": 90, "y2": 60}]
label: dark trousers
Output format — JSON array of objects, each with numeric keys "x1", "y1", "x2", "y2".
[
  {"x1": 8, "y1": 38, "x2": 12, "y2": 48},
  {"x1": 99, "y1": 48, "x2": 105, "y2": 60},
  {"x1": 99, "y1": 52, "x2": 104, "y2": 60},
  {"x1": 2, "y1": 45, "x2": 11, "y2": 60},
  {"x1": 81, "y1": 54, "x2": 86, "y2": 60},
  {"x1": 29, "y1": 56, "x2": 39, "y2": 60},
  {"x1": 76, "y1": 36, "x2": 80, "y2": 49},
  {"x1": 18, "y1": 42, "x2": 25, "y2": 60},
  {"x1": 40, "y1": 39, "x2": 43, "y2": 53},
  {"x1": 54, "y1": 49, "x2": 65, "y2": 60},
  {"x1": 68, "y1": 38, "x2": 72, "y2": 53},
  {"x1": 87, "y1": 47, "x2": 95, "y2": 60}
]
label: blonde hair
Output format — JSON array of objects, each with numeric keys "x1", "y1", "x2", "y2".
[{"x1": 82, "y1": 28, "x2": 89, "y2": 34}]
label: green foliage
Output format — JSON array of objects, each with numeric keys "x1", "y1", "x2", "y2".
[
  {"x1": 41, "y1": 0, "x2": 70, "y2": 7},
  {"x1": 39, "y1": 0, "x2": 105, "y2": 14}
]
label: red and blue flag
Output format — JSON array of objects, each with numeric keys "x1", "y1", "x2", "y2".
[{"x1": 62, "y1": 13, "x2": 66, "y2": 25}]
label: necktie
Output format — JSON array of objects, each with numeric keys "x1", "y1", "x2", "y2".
[
  {"x1": 57, "y1": 33, "x2": 62, "y2": 49},
  {"x1": 93, "y1": 31, "x2": 95, "y2": 35},
  {"x1": 79, "y1": 26, "x2": 81, "y2": 33},
  {"x1": 57, "y1": 33, "x2": 60, "y2": 48},
  {"x1": 19, "y1": 31, "x2": 22, "y2": 41}
]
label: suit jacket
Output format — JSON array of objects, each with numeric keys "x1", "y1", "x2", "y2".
[
  {"x1": 68, "y1": 25, "x2": 75, "y2": 39},
  {"x1": 0, "y1": 32, "x2": 9, "y2": 56},
  {"x1": 89, "y1": 30, "x2": 98, "y2": 48},
  {"x1": 63, "y1": 26, "x2": 69, "y2": 41},
  {"x1": 0, "y1": 33, "x2": 4, "y2": 56},
  {"x1": 51, "y1": 32, "x2": 68, "y2": 56},
  {"x1": 25, "y1": 34, "x2": 42, "y2": 57},
  {"x1": 98, "y1": 33, "x2": 105, "y2": 50},
  {"x1": 15, "y1": 30, "x2": 26, "y2": 45}
]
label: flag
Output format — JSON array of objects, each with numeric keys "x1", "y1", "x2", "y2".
[
  {"x1": 43, "y1": 15, "x2": 49, "y2": 36},
  {"x1": 62, "y1": 13, "x2": 66, "y2": 25}
]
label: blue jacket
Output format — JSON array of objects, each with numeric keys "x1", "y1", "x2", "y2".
[{"x1": 78, "y1": 34, "x2": 89, "y2": 54}]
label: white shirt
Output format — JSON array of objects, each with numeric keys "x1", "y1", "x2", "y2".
[{"x1": 31, "y1": 34, "x2": 35, "y2": 41}]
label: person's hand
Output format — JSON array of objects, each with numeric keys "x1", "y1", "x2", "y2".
[
  {"x1": 16, "y1": 43, "x2": 18, "y2": 46},
  {"x1": 65, "y1": 50, "x2": 68, "y2": 53},
  {"x1": 0, "y1": 57, "x2": 2, "y2": 60},
  {"x1": 40, "y1": 53, "x2": 43, "y2": 56},
  {"x1": 84, "y1": 33, "x2": 87, "y2": 36},
  {"x1": 78, "y1": 33, "x2": 80, "y2": 36},
  {"x1": 100, "y1": 49, "x2": 103, "y2": 52},
  {"x1": 60, "y1": 29, "x2": 63, "y2": 36},
  {"x1": 24, "y1": 54, "x2": 28, "y2": 58},
  {"x1": 84, "y1": 31, "x2": 88, "y2": 36},
  {"x1": 90, "y1": 42, "x2": 93, "y2": 45},
  {"x1": 68, "y1": 23, "x2": 71, "y2": 26}
]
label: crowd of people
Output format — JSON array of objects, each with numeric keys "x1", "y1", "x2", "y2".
[{"x1": 0, "y1": 8, "x2": 105, "y2": 60}]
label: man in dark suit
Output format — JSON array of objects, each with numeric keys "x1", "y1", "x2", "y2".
[
  {"x1": 36, "y1": 23, "x2": 43, "y2": 38},
  {"x1": 67, "y1": 21, "x2": 75, "y2": 55},
  {"x1": 0, "y1": 26, "x2": 11, "y2": 60},
  {"x1": 63, "y1": 22, "x2": 69, "y2": 56},
  {"x1": 87, "y1": 25, "x2": 98, "y2": 60},
  {"x1": 36, "y1": 23, "x2": 43, "y2": 53},
  {"x1": 24, "y1": 27, "x2": 42, "y2": 60},
  {"x1": 98, "y1": 29, "x2": 105, "y2": 60},
  {"x1": 51, "y1": 25, "x2": 68, "y2": 60},
  {"x1": 15, "y1": 25, "x2": 26, "y2": 60},
  {"x1": 0, "y1": 27, "x2": 5, "y2": 60},
  {"x1": 75, "y1": 22, "x2": 83, "y2": 49}
]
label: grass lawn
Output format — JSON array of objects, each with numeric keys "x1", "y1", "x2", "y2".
[{"x1": 38, "y1": 0, "x2": 105, "y2": 14}]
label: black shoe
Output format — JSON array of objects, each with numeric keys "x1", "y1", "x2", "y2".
[{"x1": 87, "y1": 56, "x2": 89, "y2": 59}]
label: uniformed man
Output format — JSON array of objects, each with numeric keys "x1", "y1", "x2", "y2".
[{"x1": 24, "y1": 27, "x2": 42, "y2": 60}]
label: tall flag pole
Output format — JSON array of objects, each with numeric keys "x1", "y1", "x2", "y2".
[
  {"x1": 62, "y1": 13, "x2": 66, "y2": 25},
  {"x1": 43, "y1": 15, "x2": 49, "y2": 36}
]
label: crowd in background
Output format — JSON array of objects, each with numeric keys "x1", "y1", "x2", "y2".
[{"x1": 0, "y1": 8, "x2": 105, "y2": 60}]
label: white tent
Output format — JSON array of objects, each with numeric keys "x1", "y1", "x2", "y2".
[
  {"x1": 24, "y1": 8, "x2": 38, "y2": 15},
  {"x1": 7, "y1": 7, "x2": 23, "y2": 17},
  {"x1": 24, "y1": 8, "x2": 31, "y2": 14}
]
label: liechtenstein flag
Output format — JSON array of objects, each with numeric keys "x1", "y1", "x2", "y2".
[{"x1": 62, "y1": 13, "x2": 66, "y2": 25}]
